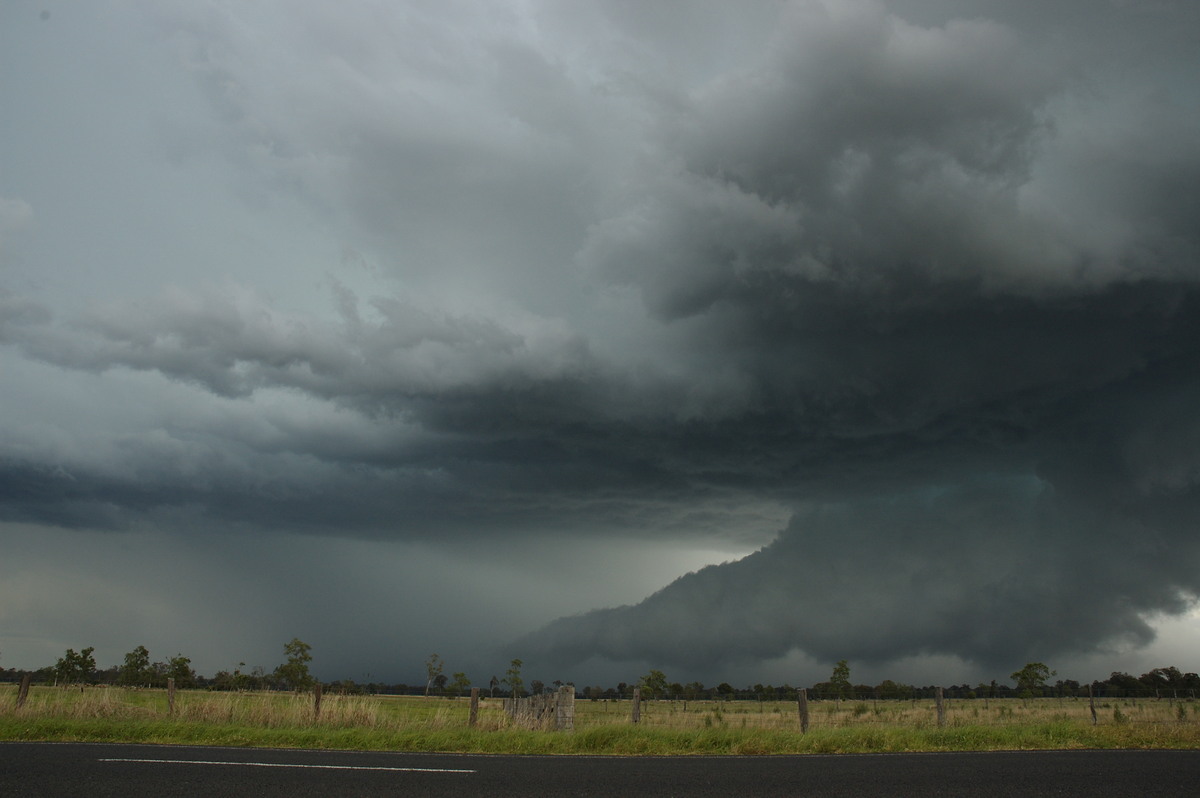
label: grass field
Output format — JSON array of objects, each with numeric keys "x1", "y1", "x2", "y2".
[{"x1": 2, "y1": 685, "x2": 1198, "y2": 755}]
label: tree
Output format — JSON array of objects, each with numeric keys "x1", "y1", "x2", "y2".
[
  {"x1": 1140, "y1": 667, "x2": 1184, "y2": 691},
  {"x1": 530, "y1": 679, "x2": 545, "y2": 696},
  {"x1": 149, "y1": 660, "x2": 170, "y2": 687},
  {"x1": 489, "y1": 675, "x2": 499, "y2": 698},
  {"x1": 1106, "y1": 671, "x2": 1140, "y2": 693},
  {"x1": 53, "y1": 647, "x2": 96, "y2": 686},
  {"x1": 273, "y1": 638, "x2": 315, "y2": 692},
  {"x1": 449, "y1": 672, "x2": 471, "y2": 698},
  {"x1": 232, "y1": 662, "x2": 253, "y2": 691},
  {"x1": 1055, "y1": 679, "x2": 1081, "y2": 697},
  {"x1": 503, "y1": 658, "x2": 524, "y2": 698},
  {"x1": 1010, "y1": 662, "x2": 1055, "y2": 697},
  {"x1": 167, "y1": 654, "x2": 196, "y2": 689},
  {"x1": 79, "y1": 647, "x2": 97, "y2": 683},
  {"x1": 640, "y1": 669, "x2": 667, "y2": 700},
  {"x1": 876, "y1": 679, "x2": 910, "y2": 700},
  {"x1": 424, "y1": 653, "x2": 444, "y2": 697},
  {"x1": 830, "y1": 659, "x2": 851, "y2": 700},
  {"x1": 119, "y1": 645, "x2": 152, "y2": 687},
  {"x1": 248, "y1": 664, "x2": 267, "y2": 691}
]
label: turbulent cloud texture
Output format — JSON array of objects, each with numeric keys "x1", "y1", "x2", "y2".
[{"x1": 1, "y1": 0, "x2": 1199, "y2": 682}]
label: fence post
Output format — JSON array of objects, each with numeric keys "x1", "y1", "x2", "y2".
[
  {"x1": 469, "y1": 687, "x2": 480, "y2": 727},
  {"x1": 936, "y1": 687, "x2": 945, "y2": 728},
  {"x1": 16, "y1": 673, "x2": 31, "y2": 708},
  {"x1": 167, "y1": 678, "x2": 176, "y2": 715},
  {"x1": 313, "y1": 683, "x2": 323, "y2": 721},
  {"x1": 1088, "y1": 684, "x2": 1098, "y2": 726},
  {"x1": 557, "y1": 685, "x2": 575, "y2": 731},
  {"x1": 631, "y1": 689, "x2": 641, "y2": 724},
  {"x1": 798, "y1": 688, "x2": 809, "y2": 734}
]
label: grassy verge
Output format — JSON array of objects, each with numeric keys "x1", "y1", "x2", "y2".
[{"x1": 2, "y1": 687, "x2": 1198, "y2": 755}]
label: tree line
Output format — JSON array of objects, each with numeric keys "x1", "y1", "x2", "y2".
[
  {"x1": 3, "y1": 645, "x2": 1197, "y2": 702},
  {"x1": 564, "y1": 661, "x2": 1200, "y2": 703},
  {"x1": 0, "y1": 638, "x2": 315, "y2": 692}
]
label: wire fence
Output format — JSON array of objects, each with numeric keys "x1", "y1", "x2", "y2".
[{"x1": 572, "y1": 687, "x2": 1199, "y2": 730}]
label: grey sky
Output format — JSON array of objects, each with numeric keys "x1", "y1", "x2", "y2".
[{"x1": 2, "y1": 0, "x2": 1198, "y2": 688}]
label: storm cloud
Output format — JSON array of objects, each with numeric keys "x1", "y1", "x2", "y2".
[{"x1": 2, "y1": 0, "x2": 1199, "y2": 683}]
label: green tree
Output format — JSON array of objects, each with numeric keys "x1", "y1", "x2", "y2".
[
  {"x1": 448, "y1": 671, "x2": 471, "y2": 698},
  {"x1": 875, "y1": 679, "x2": 910, "y2": 700},
  {"x1": 274, "y1": 638, "x2": 315, "y2": 692},
  {"x1": 830, "y1": 659, "x2": 851, "y2": 700},
  {"x1": 503, "y1": 658, "x2": 524, "y2": 698},
  {"x1": 119, "y1": 645, "x2": 152, "y2": 687},
  {"x1": 232, "y1": 662, "x2": 253, "y2": 691},
  {"x1": 424, "y1": 653, "x2": 444, "y2": 697},
  {"x1": 1106, "y1": 671, "x2": 1140, "y2": 694},
  {"x1": 640, "y1": 669, "x2": 668, "y2": 700},
  {"x1": 1010, "y1": 662, "x2": 1056, "y2": 698},
  {"x1": 149, "y1": 660, "x2": 169, "y2": 687},
  {"x1": 1140, "y1": 666, "x2": 1184, "y2": 690},
  {"x1": 53, "y1": 647, "x2": 96, "y2": 686},
  {"x1": 167, "y1": 654, "x2": 196, "y2": 688}
]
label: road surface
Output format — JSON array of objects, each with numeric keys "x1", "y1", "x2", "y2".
[{"x1": 2, "y1": 742, "x2": 1198, "y2": 796}]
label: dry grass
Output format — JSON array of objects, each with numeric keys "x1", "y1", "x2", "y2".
[
  {"x1": 1, "y1": 686, "x2": 509, "y2": 731},
  {"x1": 593, "y1": 694, "x2": 1197, "y2": 732},
  {"x1": 2, "y1": 685, "x2": 1198, "y2": 755}
]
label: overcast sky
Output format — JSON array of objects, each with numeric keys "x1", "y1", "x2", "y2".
[{"x1": 2, "y1": 0, "x2": 1199, "y2": 690}]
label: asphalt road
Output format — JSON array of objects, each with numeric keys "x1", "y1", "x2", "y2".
[{"x1": 2, "y1": 743, "x2": 1199, "y2": 797}]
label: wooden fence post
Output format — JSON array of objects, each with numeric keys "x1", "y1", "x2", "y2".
[
  {"x1": 631, "y1": 689, "x2": 641, "y2": 724},
  {"x1": 557, "y1": 685, "x2": 575, "y2": 731},
  {"x1": 313, "y1": 683, "x2": 323, "y2": 721},
  {"x1": 936, "y1": 687, "x2": 945, "y2": 728},
  {"x1": 167, "y1": 678, "x2": 176, "y2": 715},
  {"x1": 798, "y1": 688, "x2": 809, "y2": 734},
  {"x1": 16, "y1": 674, "x2": 31, "y2": 708},
  {"x1": 1088, "y1": 683, "x2": 1098, "y2": 726},
  {"x1": 469, "y1": 687, "x2": 480, "y2": 727}
]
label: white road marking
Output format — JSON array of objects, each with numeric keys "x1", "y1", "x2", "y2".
[{"x1": 99, "y1": 757, "x2": 475, "y2": 773}]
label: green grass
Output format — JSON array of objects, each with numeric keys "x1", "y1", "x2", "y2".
[{"x1": 2, "y1": 686, "x2": 1198, "y2": 755}]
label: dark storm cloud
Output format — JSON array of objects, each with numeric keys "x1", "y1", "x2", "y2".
[
  {"x1": 527, "y1": 478, "x2": 1200, "y2": 673},
  {"x1": 519, "y1": 1, "x2": 1200, "y2": 673},
  {"x1": 519, "y1": 285, "x2": 1200, "y2": 672},
  {"x1": 3, "y1": 0, "x2": 1200, "y2": 678},
  {"x1": 0, "y1": 286, "x2": 783, "y2": 542}
]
